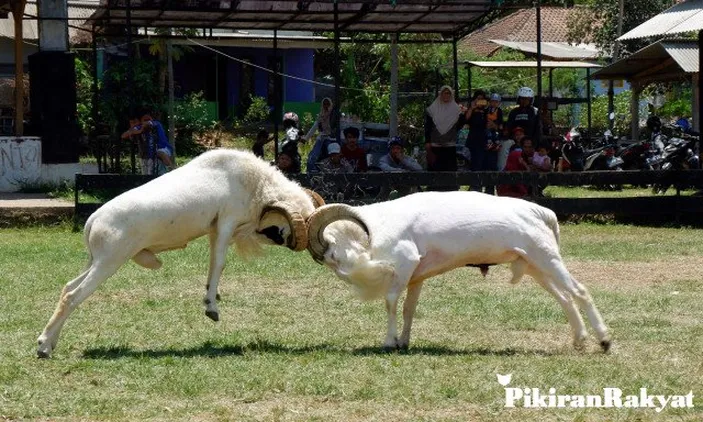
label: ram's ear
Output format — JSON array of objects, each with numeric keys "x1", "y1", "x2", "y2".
[{"x1": 257, "y1": 226, "x2": 286, "y2": 245}]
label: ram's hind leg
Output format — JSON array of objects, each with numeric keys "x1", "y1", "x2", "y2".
[
  {"x1": 534, "y1": 258, "x2": 610, "y2": 352},
  {"x1": 527, "y1": 266, "x2": 588, "y2": 350},
  {"x1": 37, "y1": 258, "x2": 124, "y2": 358}
]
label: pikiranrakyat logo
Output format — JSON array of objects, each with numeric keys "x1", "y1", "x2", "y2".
[{"x1": 496, "y1": 373, "x2": 694, "y2": 413}]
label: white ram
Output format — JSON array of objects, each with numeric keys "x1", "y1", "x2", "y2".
[
  {"x1": 37, "y1": 149, "x2": 324, "y2": 358},
  {"x1": 306, "y1": 191, "x2": 610, "y2": 352}
]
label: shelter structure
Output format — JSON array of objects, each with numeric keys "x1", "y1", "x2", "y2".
[
  {"x1": 610, "y1": 0, "x2": 702, "y2": 137},
  {"x1": 464, "y1": 60, "x2": 601, "y2": 139},
  {"x1": 591, "y1": 39, "x2": 699, "y2": 140},
  {"x1": 85, "y1": 0, "x2": 496, "y2": 157}
]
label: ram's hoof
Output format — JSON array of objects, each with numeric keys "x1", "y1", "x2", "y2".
[
  {"x1": 600, "y1": 340, "x2": 612, "y2": 353},
  {"x1": 205, "y1": 310, "x2": 220, "y2": 322},
  {"x1": 382, "y1": 345, "x2": 396, "y2": 353},
  {"x1": 216, "y1": 293, "x2": 221, "y2": 301},
  {"x1": 397, "y1": 343, "x2": 409, "y2": 353}
]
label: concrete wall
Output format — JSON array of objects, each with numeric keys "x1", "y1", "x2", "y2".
[
  {"x1": 0, "y1": 137, "x2": 41, "y2": 191},
  {"x1": 0, "y1": 137, "x2": 97, "y2": 192}
]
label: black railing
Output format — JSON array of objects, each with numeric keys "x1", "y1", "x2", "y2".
[{"x1": 74, "y1": 170, "x2": 703, "y2": 229}]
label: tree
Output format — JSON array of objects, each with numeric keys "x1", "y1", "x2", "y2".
[{"x1": 567, "y1": 0, "x2": 675, "y2": 56}]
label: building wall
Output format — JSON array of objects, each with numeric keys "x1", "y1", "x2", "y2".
[{"x1": 175, "y1": 46, "x2": 315, "y2": 119}]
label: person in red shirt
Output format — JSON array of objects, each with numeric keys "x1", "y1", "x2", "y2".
[{"x1": 341, "y1": 127, "x2": 368, "y2": 172}]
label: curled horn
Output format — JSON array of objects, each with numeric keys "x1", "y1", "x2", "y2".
[
  {"x1": 303, "y1": 188, "x2": 326, "y2": 208},
  {"x1": 306, "y1": 203, "x2": 369, "y2": 264},
  {"x1": 260, "y1": 201, "x2": 308, "y2": 251}
]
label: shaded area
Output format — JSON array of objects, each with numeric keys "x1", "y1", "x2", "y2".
[{"x1": 83, "y1": 339, "x2": 560, "y2": 360}]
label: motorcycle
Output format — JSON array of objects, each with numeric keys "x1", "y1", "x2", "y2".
[
  {"x1": 558, "y1": 127, "x2": 586, "y2": 171},
  {"x1": 651, "y1": 134, "x2": 700, "y2": 194}
]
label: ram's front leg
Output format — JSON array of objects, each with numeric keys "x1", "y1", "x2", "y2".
[
  {"x1": 204, "y1": 218, "x2": 236, "y2": 321},
  {"x1": 382, "y1": 251, "x2": 420, "y2": 351}
]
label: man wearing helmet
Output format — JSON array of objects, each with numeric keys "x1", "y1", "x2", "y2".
[{"x1": 507, "y1": 87, "x2": 541, "y2": 141}]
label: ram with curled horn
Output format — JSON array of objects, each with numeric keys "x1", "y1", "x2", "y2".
[
  {"x1": 36, "y1": 149, "x2": 324, "y2": 358},
  {"x1": 306, "y1": 191, "x2": 611, "y2": 352}
]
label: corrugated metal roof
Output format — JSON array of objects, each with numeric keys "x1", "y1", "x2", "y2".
[
  {"x1": 489, "y1": 40, "x2": 601, "y2": 60},
  {"x1": 664, "y1": 40, "x2": 699, "y2": 72},
  {"x1": 618, "y1": 0, "x2": 703, "y2": 40},
  {"x1": 467, "y1": 60, "x2": 601, "y2": 69},
  {"x1": 89, "y1": 0, "x2": 493, "y2": 35},
  {"x1": 591, "y1": 40, "x2": 698, "y2": 81},
  {"x1": 0, "y1": 1, "x2": 98, "y2": 43}
]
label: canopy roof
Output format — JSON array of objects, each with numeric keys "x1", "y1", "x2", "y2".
[
  {"x1": 489, "y1": 40, "x2": 601, "y2": 60},
  {"x1": 591, "y1": 40, "x2": 698, "y2": 82},
  {"x1": 89, "y1": 0, "x2": 493, "y2": 36},
  {"x1": 618, "y1": 0, "x2": 703, "y2": 40}
]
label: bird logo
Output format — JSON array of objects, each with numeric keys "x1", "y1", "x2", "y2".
[{"x1": 496, "y1": 373, "x2": 512, "y2": 386}]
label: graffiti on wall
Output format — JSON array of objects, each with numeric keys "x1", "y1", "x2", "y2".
[{"x1": 0, "y1": 138, "x2": 41, "y2": 191}]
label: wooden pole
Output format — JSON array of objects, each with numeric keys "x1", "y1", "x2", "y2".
[
  {"x1": 389, "y1": 33, "x2": 398, "y2": 137},
  {"x1": 12, "y1": 0, "x2": 26, "y2": 136}
]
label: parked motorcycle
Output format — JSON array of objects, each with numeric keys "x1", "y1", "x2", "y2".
[
  {"x1": 651, "y1": 134, "x2": 700, "y2": 194},
  {"x1": 558, "y1": 128, "x2": 586, "y2": 171}
]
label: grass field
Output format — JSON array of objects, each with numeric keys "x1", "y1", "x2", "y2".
[{"x1": 1, "y1": 223, "x2": 702, "y2": 421}]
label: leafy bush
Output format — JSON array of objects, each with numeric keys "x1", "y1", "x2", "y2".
[
  {"x1": 100, "y1": 60, "x2": 163, "y2": 132},
  {"x1": 75, "y1": 56, "x2": 96, "y2": 136},
  {"x1": 579, "y1": 90, "x2": 632, "y2": 136},
  {"x1": 243, "y1": 95, "x2": 271, "y2": 125},
  {"x1": 174, "y1": 91, "x2": 217, "y2": 156}
]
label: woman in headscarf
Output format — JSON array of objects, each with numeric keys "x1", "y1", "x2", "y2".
[
  {"x1": 424, "y1": 86, "x2": 469, "y2": 180},
  {"x1": 304, "y1": 97, "x2": 337, "y2": 141}
]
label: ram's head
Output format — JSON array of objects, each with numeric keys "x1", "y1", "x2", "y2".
[{"x1": 257, "y1": 188, "x2": 326, "y2": 251}]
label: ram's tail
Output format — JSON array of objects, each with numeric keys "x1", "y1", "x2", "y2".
[{"x1": 533, "y1": 205, "x2": 560, "y2": 245}]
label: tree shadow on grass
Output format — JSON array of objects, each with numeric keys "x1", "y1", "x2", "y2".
[{"x1": 82, "y1": 340, "x2": 559, "y2": 360}]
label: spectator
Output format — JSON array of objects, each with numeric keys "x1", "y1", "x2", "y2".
[
  {"x1": 539, "y1": 101, "x2": 555, "y2": 137},
  {"x1": 506, "y1": 87, "x2": 541, "y2": 141},
  {"x1": 424, "y1": 86, "x2": 468, "y2": 181},
  {"x1": 531, "y1": 143, "x2": 553, "y2": 173},
  {"x1": 280, "y1": 112, "x2": 302, "y2": 173},
  {"x1": 139, "y1": 109, "x2": 174, "y2": 175},
  {"x1": 252, "y1": 129, "x2": 270, "y2": 159},
  {"x1": 304, "y1": 97, "x2": 337, "y2": 141},
  {"x1": 497, "y1": 145, "x2": 529, "y2": 198},
  {"x1": 341, "y1": 126, "x2": 368, "y2": 172},
  {"x1": 276, "y1": 151, "x2": 297, "y2": 175},
  {"x1": 486, "y1": 93, "x2": 504, "y2": 141},
  {"x1": 379, "y1": 137, "x2": 423, "y2": 172},
  {"x1": 317, "y1": 143, "x2": 354, "y2": 174}
]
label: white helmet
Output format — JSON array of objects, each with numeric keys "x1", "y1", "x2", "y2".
[{"x1": 517, "y1": 87, "x2": 534, "y2": 99}]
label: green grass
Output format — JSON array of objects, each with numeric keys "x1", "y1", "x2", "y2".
[{"x1": 1, "y1": 225, "x2": 702, "y2": 421}]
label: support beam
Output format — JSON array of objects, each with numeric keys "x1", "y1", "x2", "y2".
[
  {"x1": 37, "y1": 0, "x2": 68, "y2": 51},
  {"x1": 698, "y1": 29, "x2": 702, "y2": 135},
  {"x1": 631, "y1": 81, "x2": 641, "y2": 141},
  {"x1": 452, "y1": 36, "x2": 459, "y2": 101},
  {"x1": 586, "y1": 67, "x2": 592, "y2": 139},
  {"x1": 273, "y1": 29, "x2": 279, "y2": 160},
  {"x1": 334, "y1": 1, "x2": 341, "y2": 145},
  {"x1": 389, "y1": 33, "x2": 398, "y2": 137},
  {"x1": 693, "y1": 72, "x2": 699, "y2": 133},
  {"x1": 11, "y1": 0, "x2": 26, "y2": 136}
]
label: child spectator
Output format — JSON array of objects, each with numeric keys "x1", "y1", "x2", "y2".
[
  {"x1": 497, "y1": 143, "x2": 529, "y2": 198},
  {"x1": 531, "y1": 143, "x2": 552, "y2": 172},
  {"x1": 341, "y1": 127, "x2": 368, "y2": 172},
  {"x1": 252, "y1": 129, "x2": 270, "y2": 159},
  {"x1": 276, "y1": 151, "x2": 297, "y2": 175}
]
